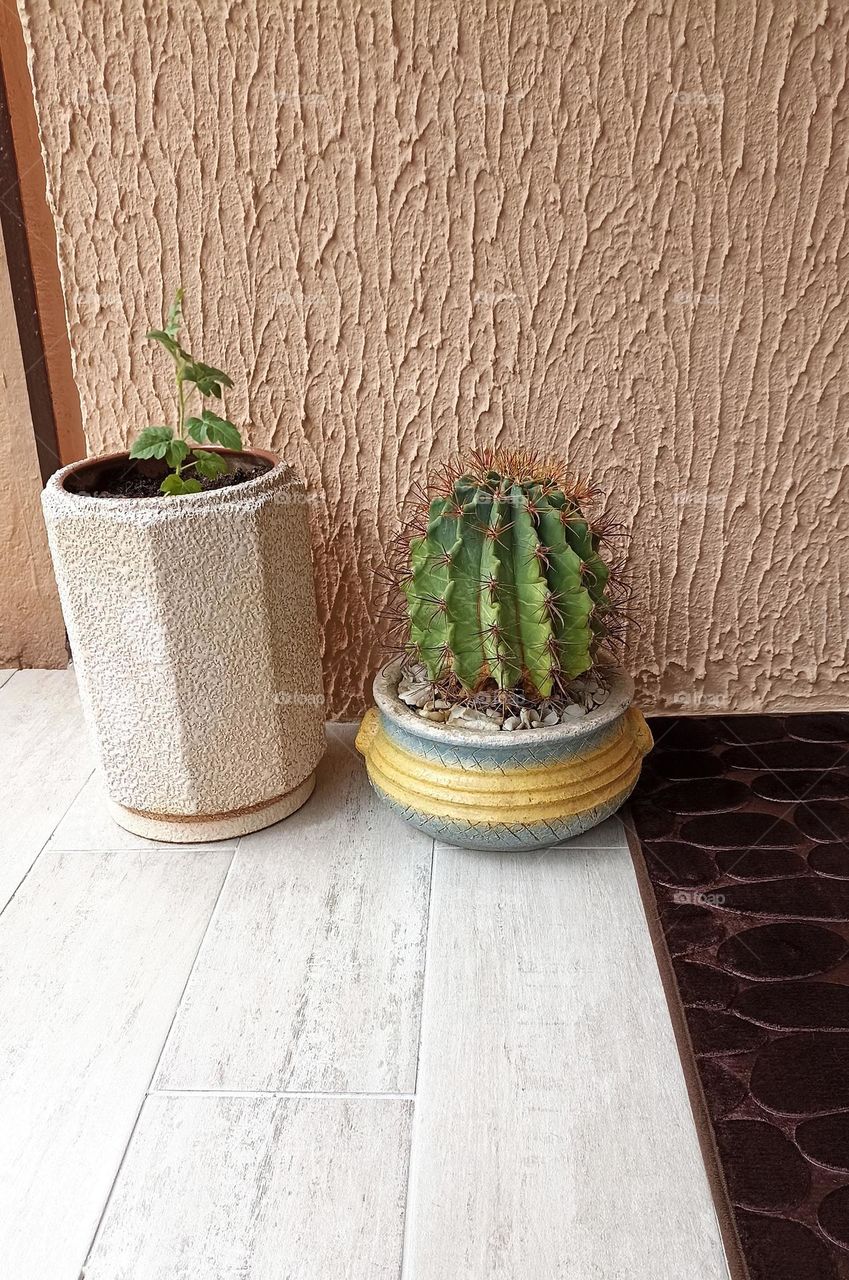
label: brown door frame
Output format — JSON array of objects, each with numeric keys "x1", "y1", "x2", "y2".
[
  {"x1": 0, "y1": 57, "x2": 60, "y2": 481},
  {"x1": 0, "y1": 6, "x2": 84, "y2": 474}
]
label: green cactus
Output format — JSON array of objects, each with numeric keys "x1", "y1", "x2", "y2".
[{"x1": 401, "y1": 453, "x2": 615, "y2": 699}]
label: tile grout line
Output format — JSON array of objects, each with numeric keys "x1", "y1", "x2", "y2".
[
  {"x1": 411, "y1": 838, "x2": 437, "y2": 1097},
  {"x1": 393, "y1": 830, "x2": 627, "y2": 1280},
  {"x1": 398, "y1": 836, "x2": 437, "y2": 1280},
  {"x1": 0, "y1": 766, "x2": 96, "y2": 921},
  {"x1": 150, "y1": 1088, "x2": 417, "y2": 1100},
  {"x1": 552, "y1": 843, "x2": 627, "y2": 851},
  {"x1": 130, "y1": 837, "x2": 240, "y2": 1091},
  {"x1": 78, "y1": 841, "x2": 240, "y2": 1274},
  {"x1": 46, "y1": 844, "x2": 240, "y2": 854}
]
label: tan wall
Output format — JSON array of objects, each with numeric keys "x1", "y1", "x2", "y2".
[
  {"x1": 18, "y1": 0, "x2": 849, "y2": 716},
  {"x1": 0, "y1": 231, "x2": 67, "y2": 668}
]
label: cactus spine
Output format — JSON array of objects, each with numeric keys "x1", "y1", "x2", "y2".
[{"x1": 402, "y1": 456, "x2": 613, "y2": 699}]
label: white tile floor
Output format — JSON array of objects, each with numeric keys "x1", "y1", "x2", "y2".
[{"x1": 0, "y1": 669, "x2": 730, "y2": 1280}]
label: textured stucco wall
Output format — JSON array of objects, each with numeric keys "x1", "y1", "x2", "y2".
[
  {"x1": 18, "y1": 0, "x2": 849, "y2": 716},
  {"x1": 0, "y1": 230, "x2": 67, "y2": 668}
]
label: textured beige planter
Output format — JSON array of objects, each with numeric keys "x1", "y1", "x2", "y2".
[{"x1": 42, "y1": 449, "x2": 325, "y2": 842}]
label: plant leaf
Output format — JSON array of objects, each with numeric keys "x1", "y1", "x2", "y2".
[
  {"x1": 182, "y1": 365, "x2": 220, "y2": 397},
  {"x1": 193, "y1": 360, "x2": 234, "y2": 389},
  {"x1": 146, "y1": 329, "x2": 180, "y2": 360},
  {"x1": 164, "y1": 287, "x2": 184, "y2": 339},
  {"x1": 192, "y1": 448, "x2": 228, "y2": 479},
  {"x1": 160, "y1": 473, "x2": 202, "y2": 496},
  {"x1": 129, "y1": 425, "x2": 174, "y2": 460},
  {"x1": 165, "y1": 438, "x2": 190, "y2": 468},
  {"x1": 182, "y1": 359, "x2": 234, "y2": 398},
  {"x1": 199, "y1": 410, "x2": 242, "y2": 450},
  {"x1": 182, "y1": 360, "x2": 234, "y2": 398},
  {"x1": 185, "y1": 416, "x2": 207, "y2": 443}
]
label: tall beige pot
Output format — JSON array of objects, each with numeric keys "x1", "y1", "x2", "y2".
[{"x1": 42, "y1": 449, "x2": 325, "y2": 842}]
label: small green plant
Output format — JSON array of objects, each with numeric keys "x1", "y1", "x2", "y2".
[
  {"x1": 129, "y1": 289, "x2": 243, "y2": 495},
  {"x1": 391, "y1": 449, "x2": 624, "y2": 701}
]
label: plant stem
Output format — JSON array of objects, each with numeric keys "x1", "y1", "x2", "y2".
[
  {"x1": 177, "y1": 371, "x2": 186, "y2": 438},
  {"x1": 175, "y1": 369, "x2": 186, "y2": 477}
]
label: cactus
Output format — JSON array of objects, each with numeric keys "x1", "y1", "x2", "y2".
[{"x1": 399, "y1": 451, "x2": 617, "y2": 699}]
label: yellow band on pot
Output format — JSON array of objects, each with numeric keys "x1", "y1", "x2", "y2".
[{"x1": 356, "y1": 706, "x2": 651, "y2": 826}]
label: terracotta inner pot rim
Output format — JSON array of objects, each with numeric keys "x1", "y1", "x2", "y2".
[
  {"x1": 373, "y1": 660, "x2": 635, "y2": 749},
  {"x1": 44, "y1": 446, "x2": 294, "y2": 510}
]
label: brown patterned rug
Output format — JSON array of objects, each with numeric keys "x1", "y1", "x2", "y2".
[{"x1": 626, "y1": 712, "x2": 849, "y2": 1280}]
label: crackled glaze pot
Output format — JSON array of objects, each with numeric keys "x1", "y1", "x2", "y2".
[
  {"x1": 356, "y1": 663, "x2": 652, "y2": 851},
  {"x1": 42, "y1": 448, "x2": 325, "y2": 842}
]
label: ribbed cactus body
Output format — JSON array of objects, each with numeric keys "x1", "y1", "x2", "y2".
[{"x1": 403, "y1": 468, "x2": 612, "y2": 697}]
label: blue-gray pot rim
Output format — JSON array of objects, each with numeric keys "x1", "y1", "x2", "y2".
[{"x1": 373, "y1": 660, "x2": 635, "y2": 752}]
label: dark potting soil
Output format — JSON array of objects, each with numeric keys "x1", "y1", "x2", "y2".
[{"x1": 89, "y1": 462, "x2": 268, "y2": 499}]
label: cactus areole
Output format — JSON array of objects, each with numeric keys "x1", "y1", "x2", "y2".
[{"x1": 399, "y1": 451, "x2": 617, "y2": 701}]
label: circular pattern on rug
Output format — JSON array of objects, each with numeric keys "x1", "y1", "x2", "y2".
[
  {"x1": 752, "y1": 772, "x2": 849, "y2": 804},
  {"x1": 626, "y1": 800, "x2": 676, "y2": 842},
  {"x1": 631, "y1": 713, "x2": 849, "y2": 1280},
  {"x1": 680, "y1": 811, "x2": 801, "y2": 850},
  {"x1": 809, "y1": 845, "x2": 849, "y2": 879},
  {"x1": 713, "y1": 878, "x2": 849, "y2": 920},
  {"x1": 722, "y1": 742, "x2": 846, "y2": 772},
  {"x1": 750, "y1": 1033, "x2": 849, "y2": 1115},
  {"x1": 643, "y1": 842, "x2": 719, "y2": 888},
  {"x1": 687, "y1": 1007, "x2": 767, "y2": 1056},
  {"x1": 716, "y1": 848, "x2": 809, "y2": 880},
  {"x1": 716, "y1": 716, "x2": 786, "y2": 745},
  {"x1": 786, "y1": 714, "x2": 849, "y2": 745},
  {"x1": 735, "y1": 1211, "x2": 839, "y2": 1280},
  {"x1": 716, "y1": 923, "x2": 849, "y2": 981},
  {"x1": 660, "y1": 902, "x2": 727, "y2": 955},
  {"x1": 699, "y1": 1057, "x2": 748, "y2": 1119},
  {"x1": 648, "y1": 749, "x2": 724, "y2": 781},
  {"x1": 649, "y1": 719, "x2": 720, "y2": 751},
  {"x1": 673, "y1": 959, "x2": 737, "y2": 1009},
  {"x1": 733, "y1": 982, "x2": 849, "y2": 1031},
  {"x1": 818, "y1": 1186, "x2": 849, "y2": 1252},
  {"x1": 715, "y1": 1119, "x2": 810, "y2": 1211},
  {"x1": 796, "y1": 1115, "x2": 849, "y2": 1174},
  {"x1": 654, "y1": 778, "x2": 750, "y2": 815},
  {"x1": 796, "y1": 801, "x2": 849, "y2": 845}
]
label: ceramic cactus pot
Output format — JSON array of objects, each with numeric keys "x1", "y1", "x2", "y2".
[
  {"x1": 356, "y1": 663, "x2": 652, "y2": 851},
  {"x1": 42, "y1": 448, "x2": 325, "y2": 842}
]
